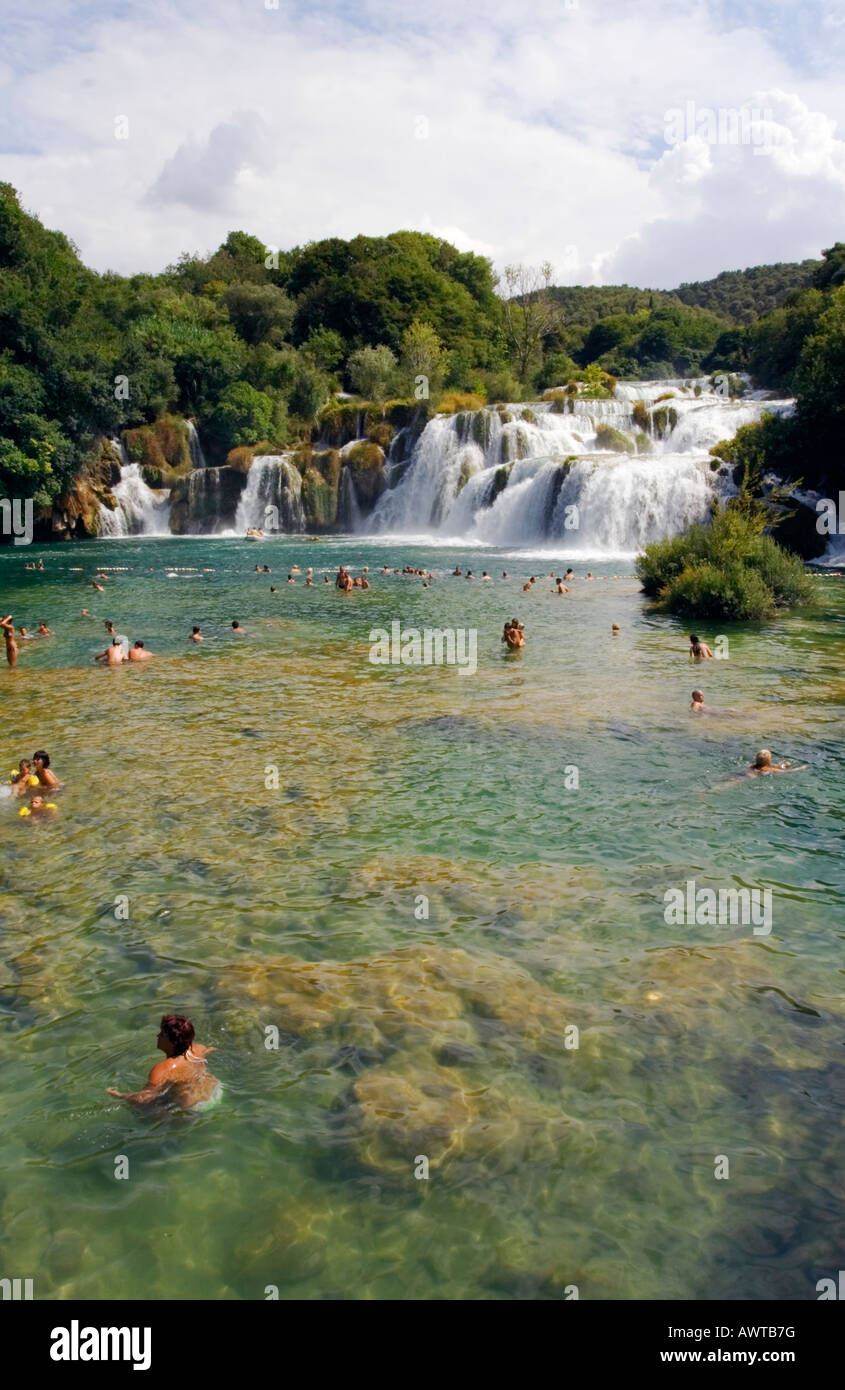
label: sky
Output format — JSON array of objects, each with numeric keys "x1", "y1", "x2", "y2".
[{"x1": 2, "y1": 0, "x2": 845, "y2": 287}]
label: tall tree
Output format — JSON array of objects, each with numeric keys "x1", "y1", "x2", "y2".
[{"x1": 500, "y1": 262, "x2": 560, "y2": 381}]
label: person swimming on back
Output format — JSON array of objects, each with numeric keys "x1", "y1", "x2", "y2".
[
  {"x1": 129, "y1": 641, "x2": 153, "y2": 661},
  {"x1": 689, "y1": 633, "x2": 714, "y2": 660},
  {"x1": 106, "y1": 1014, "x2": 220, "y2": 1111}
]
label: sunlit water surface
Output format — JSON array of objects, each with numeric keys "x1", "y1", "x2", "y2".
[{"x1": 1, "y1": 536, "x2": 843, "y2": 1300}]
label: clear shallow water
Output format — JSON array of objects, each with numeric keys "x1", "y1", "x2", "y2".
[{"x1": 1, "y1": 536, "x2": 844, "y2": 1301}]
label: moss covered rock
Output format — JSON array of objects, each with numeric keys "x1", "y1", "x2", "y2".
[
  {"x1": 345, "y1": 441, "x2": 386, "y2": 505},
  {"x1": 302, "y1": 467, "x2": 338, "y2": 529},
  {"x1": 651, "y1": 407, "x2": 678, "y2": 441},
  {"x1": 51, "y1": 437, "x2": 122, "y2": 538},
  {"x1": 632, "y1": 400, "x2": 650, "y2": 432},
  {"x1": 595, "y1": 424, "x2": 635, "y2": 454},
  {"x1": 122, "y1": 414, "x2": 192, "y2": 475}
]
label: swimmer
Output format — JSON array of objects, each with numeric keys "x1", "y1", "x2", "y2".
[
  {"x1": 270, "y1": 586, "x2": 277, "y2": 593},
  {"x1": 18, "y1": 626, "x2": 34, "y2": 640},
  {"x1": 263, "y1": 565, "x2": 271, "y2": 574},
  {"x1": 554, "y1": 579, "x2": 568, "y2": 593},
  {"x1": 128, "y1": 641, "x2": 153, "y2": 661},
  {"x1": 23, "y1": 793, "x2": 58, "y2": 819},
  {"x1": 502, "y1": 571, "x2": 508, "y2": 578},
  {"x1": 690, "y1": 689, "x2": 705, "y2": 711},
  {"x1": 611, "y1": 623, "x2": 620, "y2": 634},
  {"x1": 106, "y1": 1014, "x2": 220, "y2": 1111},
  {"x1": 324, "y1": 575, "x2": 330, "y2": 583},
  {"x1": 10, "y1": 760, "x2": 33, "y2": 796},
  {"x1": 37, "y1": 622, "x2": 51, "y2": 636},
  {"x1": 92, "y1": 581, "x2": 104, "y2": 592},
  {"x1": 482, "y1": 571, "x2": 491, "y2": 581},
  {"x1": 564, "y1": 569, "x2": 574, "y2": 580},
  {"x1": 231, "y1": 620, "x2": 246, "y2": 634},
  {"x1": 95, "y1": 637, "x2": 126, "y2": 666},
  {"x1": 1, "y1": 615, "x2": 19, "y2": 669},
  {"x1": 191, "y1": 626, "x2": 203, "y2": 642},
  {"x1": 586, "y1": 572, "x2": 593, "y2": 581},
  {"x1": 748, "y1": 749, "x2": 807, "y2": 776},
  {"x1": 32, "y1": 750, "x2": 60, "y2": 788},
  {"x1": 305, "y1": 576, "x2": 313, "y2": 586},
  {"x1": 689, "y1": 633, "x2": 714, "y2": 660},
  {"x1": 291, "y1": 565, "x2": 300, "y2": 573},
  {"x1": 502, "y1": 620, "x2": 525, "y2": 650},
  {"x1": 452, "y1": 566, "x2": 462, "y2": 576},
  {"x1": 522, "y1": 580, "x2": 532, "y2": 592},
  {"x1": 254, "y1": 564, "x2": 261, "y2": 572},
  {"x1": 287, "y1": 574, "x2": 295, "y2": 584}
]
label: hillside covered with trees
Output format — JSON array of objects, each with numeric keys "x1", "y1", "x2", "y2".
[{"x1": 0, "y1": 179, "x2": 842, "y2": 537}]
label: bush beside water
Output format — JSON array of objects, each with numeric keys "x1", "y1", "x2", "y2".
[{"x1": 637, "y1": 504, "x2": 816, "y2": 620}]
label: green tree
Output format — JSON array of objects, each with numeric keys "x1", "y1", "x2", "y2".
[
  {"x1": 223, "y1": 282, "x2": 295, "y2": 345},
  {"x1": 207, "y1": 381, "x2": 274, "y2": 450},
  {"x1": 399, "y1": 320, "x2": 443, "y2": 396},
  {"x1": 347, "y1": 344, "x2": 396, "y2": 404},
  {"x1": 302, "y1": 326, "x2": 346, "y2": 372}
]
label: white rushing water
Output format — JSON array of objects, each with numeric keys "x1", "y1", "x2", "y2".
[
  {"x1": 97, "y1": 451, "x2": 171, "y2": 537},
  {"x1": 234, "y1": 455, "x2": 305, "y2": 533},
  {"x1": 365, "y1": 382, "x2": 794, "y2": 553},
  {"x1": 187, "y1": 420, "x2": 208, "y2": 470}
]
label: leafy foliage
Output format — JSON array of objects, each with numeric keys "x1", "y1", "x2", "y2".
[{"x1": 637, "y1": 503, "x2": 815, "y2": 620}]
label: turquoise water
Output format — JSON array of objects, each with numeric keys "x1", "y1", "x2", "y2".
[{"x1": 1, "y1": 536, "x2": 844, "y2": 1300}]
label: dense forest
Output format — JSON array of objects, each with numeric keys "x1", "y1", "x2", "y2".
[{"x1": 1, "y1": 179, "x2": 843, "y2": 531}]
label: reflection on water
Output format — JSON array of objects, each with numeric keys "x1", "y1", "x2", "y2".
[{"x1": 1, "y1": 538, "x2": 844, "y2": 1300}]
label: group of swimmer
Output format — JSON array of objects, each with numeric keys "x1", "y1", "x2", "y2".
[
  {"x1": 92, "y1": 621, "x2": 152, "y2": 663},
  {"x1": 1, "y1": 614, "x2": 51, "y2": 668},
  {"x1": 7, "y1": 749, "x2": 61, "y2": 818}
]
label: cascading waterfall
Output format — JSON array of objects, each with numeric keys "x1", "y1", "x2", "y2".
[
  {"x1": 337, "y1": 465, "x2": 363, "y2": 530},
  {"x1": 364, "y1": 380, "x2": 793, "y2": 553},
  {"x1": 97, "y1": 445, "x2": 171, "y2": 537},
  {"x1": 187, "y1": 420, "x2": 208, "y2": 469},
  {"x1": 234, "y1": 455, "x2": 305, "y2": 533}
]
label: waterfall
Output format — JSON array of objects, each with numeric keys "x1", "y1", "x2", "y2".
[
  {"x1": 234, "y1": 455, "x2": 305, "y2": 533},
  {"x1": 97, "y1": 448, "x2": 171, "y2": 537},
  {"x1": 337, "y1": 465, "x2": 363, "y2": 530},
  {"x1": 187, "y1": 420, "x2": 208, "y2": 469},
  {"x1": 185, "y1": 467, "x2": 228, "y2": 533},
  {"x1": 365, "y1": 382, "x2": 793, "y2": 553}
]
